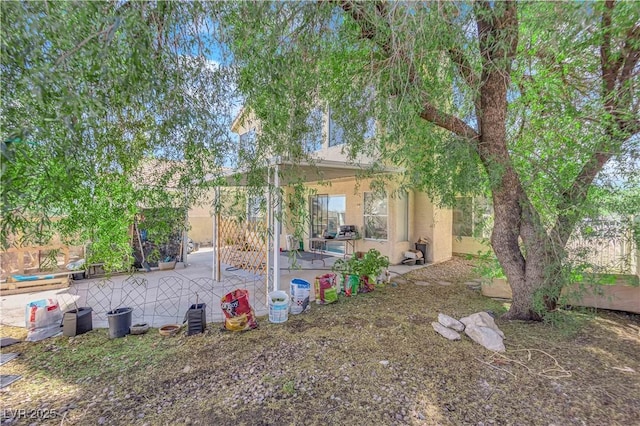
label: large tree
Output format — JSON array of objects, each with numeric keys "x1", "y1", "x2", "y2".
[
  {"x1": 219, "y1": 1, "x2": 639, "y2": 320},
  {"x1": 1, "y1": 1, "x2": 233, "y2": 270}
]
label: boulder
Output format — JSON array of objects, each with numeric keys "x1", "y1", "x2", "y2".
[
  {"x1": 431, "y1": 322, "x2": 461, "y2": 341},
  {"x1": 459, "y1": 311, "x2": 505, "y2": 339},
  {"x1": 437, "y1": 313, "x2": 465, "y2": 332},
  {"x1": 464, "y1": 324, "x2": 505, "y2": 352}
]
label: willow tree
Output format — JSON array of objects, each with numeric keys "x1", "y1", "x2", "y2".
[
  {"x1": 1, "y1": 1, "x2": 233, "y2": 270},
  {"x1": 219, "y1": 1, "x2": 639, "y2": 320}
]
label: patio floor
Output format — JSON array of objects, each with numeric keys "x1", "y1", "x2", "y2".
[{"x1": 0, "y1": 247, "x2": 427, "y2": 328}]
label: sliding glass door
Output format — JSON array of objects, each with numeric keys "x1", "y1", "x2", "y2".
[{"x1": 310, "y1": 194, "x2": 346, "y2": 254}]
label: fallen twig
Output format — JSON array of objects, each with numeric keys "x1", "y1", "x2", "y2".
[
  {"x1": 490, "y1": 349, "x2": 572, "y2": 379},
  {"x1": 475, "y1": 356, "x2": 517, "y2": 378}
]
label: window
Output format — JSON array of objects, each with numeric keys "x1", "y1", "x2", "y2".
[
  {"x1": 239, "y1": 128, "x2": 256, "y2": 156},
  {"x1": 396, "y1": 191, "x2": 409, "y2": 242},
  {"x1": 303, "y1": 108, "x2": 324, "y2": 152},
  {"x1": 453, "y1": 196, "x2": 492, "y2": 238},
  {"x1": 364, "y1": 192, "x2": 388, "y2": 240},
  {"x1": 364, "y1": 117, "x2": 376, "y2": 140},
  {"x1": 310, "y1": 194, "x2": 347, "y2": 254},
  {"x1": 328, "y1": 108, "x2": 345, "y2": 147}
]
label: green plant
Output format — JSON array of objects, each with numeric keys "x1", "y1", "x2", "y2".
[
  {"x1": 472, "y1": 251, "x2": 506, "y2": 280},
  {"x1": 146, "y1": 248, "x2": 161, "y2": 264},
  {"x1": 332, "y1": 255, "x2": 362, "y2": 278},
  {"x1": 359, "y1": 249, "x2": 390, "y2": 279},
  {"x1": 282, "y1": 380, "x2": 295, "y2": 395}
]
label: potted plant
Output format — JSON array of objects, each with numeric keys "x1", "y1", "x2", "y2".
[{"x1": 359, "y1": 249, "x2": 390, "y2": 292}]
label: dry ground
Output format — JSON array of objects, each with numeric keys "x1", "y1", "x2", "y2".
[{"x1": 1, "y1": 257, "x2": 639, "y2": 425}]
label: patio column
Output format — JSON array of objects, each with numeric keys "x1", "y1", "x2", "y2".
[
  {"x1": 183, "y1": 187, "x2": 189, "y2": 267},
  {"x1": 212, "y1": 186, "x2": 220, "y2": 282},
  {"x1": 273, "y1": 163, "x2": 282, "y2": 291}
]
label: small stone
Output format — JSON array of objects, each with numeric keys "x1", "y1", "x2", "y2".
[
  {"x1": 343, "y1": 376, "x2": 350, "y2": 381},
  {"x1": 98, "y1": 417, "x2": 106, "y2": 425},
  {"x1": 395, "y1": 413, "x2": 403, "y2": 421},
  {"x1": 138, "y1": 413, "x2": 145, "y2": 419},
  {"x1": 431, "y1": 322, "x2": 461, "y2": 341},
  {"x1": 182, "y1": 365, "x2": 193, "y2": 374},
  {"x1": 438, "y1": 313, "x2": 465, "y2": 332},
  {"x1": 379, "y1": 360, "x2": 390, "y2": 366},
  {"x1": 417, "y1": 413, "x2": 426, "y2": 420}
]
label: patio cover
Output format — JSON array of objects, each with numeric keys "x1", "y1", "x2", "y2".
[{"x1": 214, "y1": 158, "x2": 402, "y2": 293}]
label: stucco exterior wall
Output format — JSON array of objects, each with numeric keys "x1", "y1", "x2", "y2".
[
  {"x1": 452, "y1": 236, "x2": 491, "y2": 256},
  {"x1": 187, "y1": 189, "x2": 214, "y2": 246},
  {"x1": 280, "y1": 177, "x2": 452, "y2": 264}
]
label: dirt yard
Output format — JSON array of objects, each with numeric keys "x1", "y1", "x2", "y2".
[{"x1": 1, "y1": 257, "x2": 639, "y2": 425}]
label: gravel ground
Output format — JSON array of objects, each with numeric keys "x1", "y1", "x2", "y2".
[{"x1": 1, "y1": 257, "x2": 639, "y2": 425}]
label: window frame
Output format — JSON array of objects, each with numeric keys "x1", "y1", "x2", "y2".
[{"x1": 363, "y1": 191, "x2": 388, "y2": 241}]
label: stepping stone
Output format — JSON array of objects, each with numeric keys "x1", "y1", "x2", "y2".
[
  {"x1": 437, "y1": 281, "x2": 452, "y2": 286},
  {"x1": 0, "y1": 353, "x2": 19, "y2": 366},
  {"x1": 414, "y1": 281, "x2": 432, "y2": 286},
  {"x1": 0, "y1": 375, "x2": 22, "y2": 389},
  {"x1": 0, "y1": 338, "x2": 20, "y2": 348}
]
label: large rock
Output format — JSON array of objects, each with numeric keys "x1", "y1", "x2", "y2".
[
  {"x1": 459, "y1": 312, "x2": 505, "y2": 339},
  {"x1": 464, "y1": 324, "x2": 505, "y2": 352},
  {"x1": 437, "y1": 313, "x2": 465, "y2": 332},
  {"x1": 431, "y1": 322, "x2": 461, "y2": 341}
]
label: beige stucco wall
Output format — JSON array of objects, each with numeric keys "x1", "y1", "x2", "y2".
[
  {"x1": 187, "y1": 189, "x2": 214, "y2": 246},
  {"x1": 412, "y1": 193, "x2": 453, "y2": 263},
  {"x1": 452, "y1": 236, "x2": 491, "y2": 256},
  {"x1": 280, "y1": 177, "x2": 452, "y2": 264}
]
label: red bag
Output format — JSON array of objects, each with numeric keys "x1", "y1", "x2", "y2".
[
  {"x1": 314, "y1": 273, "x2": 337, "y2": 304},
  {"x1": 220, "y1": 289, "x2": 258, "y2": 331}
]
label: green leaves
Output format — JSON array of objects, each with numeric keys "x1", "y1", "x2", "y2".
[{"x1": 1, "y1": 1, "x2": 232, "y2": 272}]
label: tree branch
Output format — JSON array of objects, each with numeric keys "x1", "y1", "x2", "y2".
[{"x1": 419, "y1": 102, "x2": 480, "y2": 141}]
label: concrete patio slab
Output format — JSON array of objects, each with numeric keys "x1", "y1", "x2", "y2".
[{"x1": 0, "y1": 247, "x2": 429, "y2": 329}]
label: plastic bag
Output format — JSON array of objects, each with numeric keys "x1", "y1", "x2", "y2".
[
  {"x1": 315, "y1": 273, "x2": 338, "y2": 304},
  {"x1": 220, "y1": 289, "x2": 258, "y2": 331},
  {"x1": 25, "y1": 299, "x2": 62, "y2": 341},
  {"x1": 290, "y1": 279, "x2": 310, "y2": 314}
]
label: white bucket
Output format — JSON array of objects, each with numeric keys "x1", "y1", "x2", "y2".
[
  {"x1": 290, "y1": 279, "x2": 311, "y2": 314},
  {"x1": 269, "y1": 291, "x2": 290, "y2": 323}
]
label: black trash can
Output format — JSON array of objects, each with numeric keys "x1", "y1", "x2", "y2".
[
  {"x1": 184, "y1": 303, "x2": 206, "y2": 336},
  {"x1": 415, "y1": 243, "x2": 429, "y2": 262},
  {"x1": 106, "y1": 307, "x2": 133, "y2": 339},
  {"x1": 62, "y1": 307, "x2": 93, "y2": 337}
]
